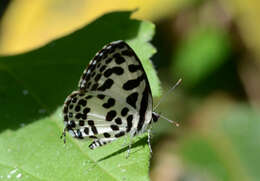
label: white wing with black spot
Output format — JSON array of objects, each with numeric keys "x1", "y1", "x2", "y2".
[{"x1": 62, "y1": 40, "x2": 153, "y2": 149}]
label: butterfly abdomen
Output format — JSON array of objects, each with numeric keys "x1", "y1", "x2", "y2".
[{"x1": 89, "y1": 139, "x2": 112, "y2": 149}]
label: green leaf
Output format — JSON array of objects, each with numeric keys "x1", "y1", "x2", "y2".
[
  {"x1": 0, "y1": 108, "x2": 150, "y2": 181},
  {"x1": 179, "y1": 104, "x2": 260, "y2": 181},
  {"x1": 0, "y1": 11, "x2": 159, "y2": 180}
]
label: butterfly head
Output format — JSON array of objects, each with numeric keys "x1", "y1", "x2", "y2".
[{"x1": 152, "y1": 112, "x2": 160, "y2": 123}]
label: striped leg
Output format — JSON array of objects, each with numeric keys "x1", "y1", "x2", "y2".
[{"x1": 126, "y1": 138, "x2": 133, "y2": 159}]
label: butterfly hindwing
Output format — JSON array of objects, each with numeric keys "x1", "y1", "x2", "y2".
[
  {"x1": 63, "y1": 90, "x2": 137, "y2": 136},
  {"x1": 63, "y1": 40, "x2": 153, "y2": 149}
]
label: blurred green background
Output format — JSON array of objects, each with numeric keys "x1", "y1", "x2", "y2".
[{"x1": 1, "y1": 0, "x2": 260, "y2": 181}]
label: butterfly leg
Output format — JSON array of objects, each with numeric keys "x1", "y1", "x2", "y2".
[
  {"x1": 148, "y1": 128, "x2": 152, "y2": 153},
  {"x1": 121, "y1": 136, "x2": 128, "y2": 147},
  {"x1": 126, "y1": 137, "x2": 133, "y2": 159},
  {"x1": 60, "y1": 128, "x2": 67, "y2": 144}
]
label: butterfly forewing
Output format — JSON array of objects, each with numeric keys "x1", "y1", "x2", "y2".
[{"x1": 63, "y1": 40, "x2": 153, "y2": 149}]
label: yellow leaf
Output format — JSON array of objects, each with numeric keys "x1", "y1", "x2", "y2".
[{"x1": 0, "y1": 0, "x2": 185, "y2": 55}]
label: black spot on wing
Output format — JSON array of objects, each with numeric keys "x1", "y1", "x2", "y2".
[
  {"x1": 88, "y1": 120, "x2": 94, "y2": 126},
  {"x1": 63, "y1": 106, "x2": 68, "y2": 114},
  {"x1": 98, "y1": 79, "x2": 114, "y2": 91},
  {"x1": 79, "y1": 92, "x2": 85, "y2": 97},
  {"x1": 86, "y1": 82, "x2": 91, "y2": 89},
  {"x1": 100, "y1": 65, "x2": 107, "y2": 72},
  {"x1": 79, "y1": 120, "x2": 85, "y2": 126},
  {"x1": 104, "y1": 67, "x2": 124, "y2": 77},
  {"x1": 76, "y1": 113, "x2": 82, "y2": 119},
  {"x1": 105, "y1": 58, "x2": 113, "y2": 64},
  {"x1": 97, "y1": 63, "x2": 101, "y2": 68},
  {"x1": 70, "y1": 92, "x2": 78, "y2": 98},
  {"x1": 81, "y1": 114, "x2": 87, "y2": 120},
  {"x1": 107, "y1": 44, "x2": 116, "y2": 53},
  {"x1": 103, "y1": 133, "x2": 111, "y2": 138},
  {"x1": 91, "y1": 83, "x2": 99, "y2": 91},
  {"x1": 121, "y1": 107, "x2": 129, "y2": 116},
  {"x1": 85, "y1": 95, "x2": 93, "y2": 99},
  {"x1": 126, "y1": 92, "x2": 138, "y2": 109},
  {"x1": 115, "y1": 117, "x2": 122, "y2": 125},
  {"x1": 91, "y1": 126, "x2": 98, "y2": 134},
  {"x1": 122, "y1": 49, "x2": 135, "y2": 56},
  {"x1": 83, "y1": 107, "x2": 90, "y2": 114},
  {"x1": 78, "y1": 99, "x2": 87, "y2": 107},
  {"x1": 102, "y1": 98, "x2": 115, "y2": 109},
  {"x1": 84, "y1": 127, "x2": 89, "y2": 135},
  {"x1": 123, "y1": 74, "x2": 145, "y2": 90},
  {"x1": 64, "y1": 115, "x2": 68, "y2": 122},
  {"x1": 71, "y1": 97, "x2": 77, "y2": 103},
  {"x1": 104, "y1": 69, "x2": 112, "y2": 77},
  {"x1": 75, "y1": 105, "x2": 80, "y2": 112},
  {"x1": 106, "y1": 110, "x2": 117, "y2": 121},
  {"x1": 128, "y1": 64, "x2": 141, "y2": 72},
  {"x1": 116, "y1": 41, "x2": 125, "y2": 49},
  {"x1": 97, "y1": 94, "x2": 105, "y2": 99},
  {"x1": 113, "y1": 53, "x2": 125, "y2": 64},
  {"x1": 69, "y1": 121, "x2": 76, "y2": 128},
  {"x1": 126, "y1": 115, "x2": 133, "y2": 132},
  {"x1": 94, "y1": 74, "x2": 102, "y2": 82},
  {"x1": 91, "y1": 72, "x2": 96, "y2": 78},
  {"x1": 110, "y1": 124, "x2": 119, "y2": 131},
  {"x1": 115, "y1": 131, "x2": 125, "y2": 138}
]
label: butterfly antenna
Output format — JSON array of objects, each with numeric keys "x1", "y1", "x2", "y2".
[
  {"x1": 153, "y1": 78, "x2": 182, "y2": 111},
  {"x1": 159, "y1": 114, "x2": 180, "y2": 127}
]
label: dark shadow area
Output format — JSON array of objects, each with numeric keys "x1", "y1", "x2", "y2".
[
  {"x1": 152, "y1": 23, "x2": 247, "y2": 102},
  {"x1": 186, "y1": 57, "x2": 247, "y2": 100},
  {"x1": 186, "y1": 61, "x2": 247, "y2": 100},
  {"x1": 0, "y1": 0, "x2": 10, "y2": 20},
  {"x1": 97, "y1": 136, "x2": 148, "y2": 162},
  {"x1": 0, "y1": 11, "x2": 140, "y2": 132},
  {"x1": 152, "y1": 18, "x2": 176, "y2": 68}
]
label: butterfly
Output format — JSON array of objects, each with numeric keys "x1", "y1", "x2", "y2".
[{"x1": 61, "y1": 40, "x2": 180, "y2": 153}]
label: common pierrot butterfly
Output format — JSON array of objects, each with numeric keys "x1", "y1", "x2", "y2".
[{"x1": 61, "y1": 40, "x2": 180, "y2": 154}]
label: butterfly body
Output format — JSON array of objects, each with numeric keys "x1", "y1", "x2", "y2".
[{"x1": 62, "y1": 40, "x2": 159, "y2": 149}]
